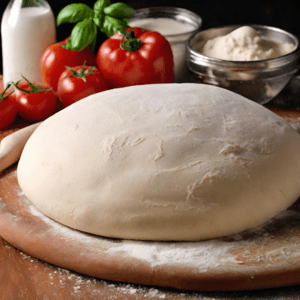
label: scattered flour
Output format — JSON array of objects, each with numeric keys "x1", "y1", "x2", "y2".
[
  {"x1": 107, "y1": 239, "x2": 241, "y2": 272},
  {"x1": 27, "y1": 198, "x2": 241, "y2": 273},
  {"x1": 25, "y1": 193, "x2": 300, "y2": 274}
]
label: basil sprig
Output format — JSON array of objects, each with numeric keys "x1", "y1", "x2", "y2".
[{"x1": 57, "y1": 0, "x2": 135, "y2": 51}]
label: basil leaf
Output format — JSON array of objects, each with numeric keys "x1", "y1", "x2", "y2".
[
  {"x1": 93, "y1": 14, "x2": 104, "y2": 27},
  {"x1": 101, "y1": 15, "x2": 128, "y2": 37},
  {"x1": 93, "y1": 0, "x2": 111, "y2": 16},
  {"x1": 66, "y1": 18, "x2": 97, "y2": 52},
  {"x1": 57, "y1": 3, "x2": 93, "y2": 26},
  {"x1": 104, "y1": 3, "x2": 135, "y2": 19}
]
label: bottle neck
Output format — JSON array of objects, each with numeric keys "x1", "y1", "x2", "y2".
[
  {"x1": 9, "y1": 0, "x2": 48, "y2": 8},
  {"x1": 23, "y1": 0, "x2": 47, "y2": 7}
]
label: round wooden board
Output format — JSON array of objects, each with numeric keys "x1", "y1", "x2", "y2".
[
  {"x1": 1, "y1": 163, "x2": 300, "y2": 292},
  {"x1": 2, "y1": 74, "x2": 300, "y2": 292}
]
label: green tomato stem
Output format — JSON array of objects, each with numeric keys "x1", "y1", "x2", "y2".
[
  {"x1": 120, "y1": 28, "x2": 142, "y2": 51},
  {"x1": 0, "y1": 83, "x2": 14, "y2": 102},
  {"x1": 12, "y1": 76, "x2": 53, "y2": 94},
  {"x1": 64, "y1": 61, "x2": 96, "y2": 82}
]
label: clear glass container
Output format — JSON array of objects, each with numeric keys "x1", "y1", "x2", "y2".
[
  {"x1": 186, "y1": 24, "x2": 300, "y2": 105},
  {"x1": 129, "y1": 7, "x2": 202, "y2": 83},
  {"x1": 1, "y1": 0, "x2": 56, "y2": 87}
]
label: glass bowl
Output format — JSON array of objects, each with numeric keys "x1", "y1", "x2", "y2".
[
  {"x1": 186, "y1": 24, "x2": 300, "y2": 105},
  {"x1": 129, "y1": 7, "x2": 202, "y2": 83}
]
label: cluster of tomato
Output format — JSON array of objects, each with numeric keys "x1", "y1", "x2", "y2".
[
  {"x1": 0, "y1": 27, "x2": 174, "y2": 131},
  {"x1": 0, "y1": 79, "x2": 58, "y2": 130},
  {"x1": 0, "y1": 37, "x2": 104, "y2": 131}
]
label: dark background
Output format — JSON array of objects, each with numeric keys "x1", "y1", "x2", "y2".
[{"x1": 0, "y1": 0, "x2": 300, "y2": 74}]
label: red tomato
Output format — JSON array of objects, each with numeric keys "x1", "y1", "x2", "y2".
[
  {"x1": 0, "y1": 85, "x2": 18, "y2": 130},
  {"x1": 13, "y1": 80, "x2": 58, "y2": 121},
  {"x1": 96, "y1": 28, "x2": 174, "y2": 89},
  {"x1": 57, "y1": 65, "x2": 108, "y2": 107},
  {"x1": 40, "y1": 38, "x2": 96, "y2": 91}
]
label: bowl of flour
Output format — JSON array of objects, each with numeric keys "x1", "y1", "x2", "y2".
[{"x1": 186, "y1": 24, "x2": 300, "y2": 105}]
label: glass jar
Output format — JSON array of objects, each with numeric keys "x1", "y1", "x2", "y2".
[
  {"x1": 1, "y1": 0, "x2": 56, "y2": 87},
  {"x1": 129, "y1": 7, "x2": 202, "y2": 83}
]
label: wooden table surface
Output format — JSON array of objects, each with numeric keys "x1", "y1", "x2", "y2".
[{"x1": 2, "y1": 75, "x2": 300, "y2": 299}]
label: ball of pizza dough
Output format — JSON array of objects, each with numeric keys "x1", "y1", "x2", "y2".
[{"x1": 17, "y1": 83, "x2": 300, "y2": 241}]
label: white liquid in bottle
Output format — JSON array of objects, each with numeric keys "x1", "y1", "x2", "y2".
[{"x1": 1, "y1": 0, "x2": 56, "y2": 87}]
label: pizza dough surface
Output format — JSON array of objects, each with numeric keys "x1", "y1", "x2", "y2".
[{"x1": 17, "y1": 83, "x2": 300, "y2": 241}]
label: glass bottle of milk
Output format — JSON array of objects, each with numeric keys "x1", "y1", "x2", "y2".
[{"x1": 1, "y1": 0, "x2": 56, "y2": 87}]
